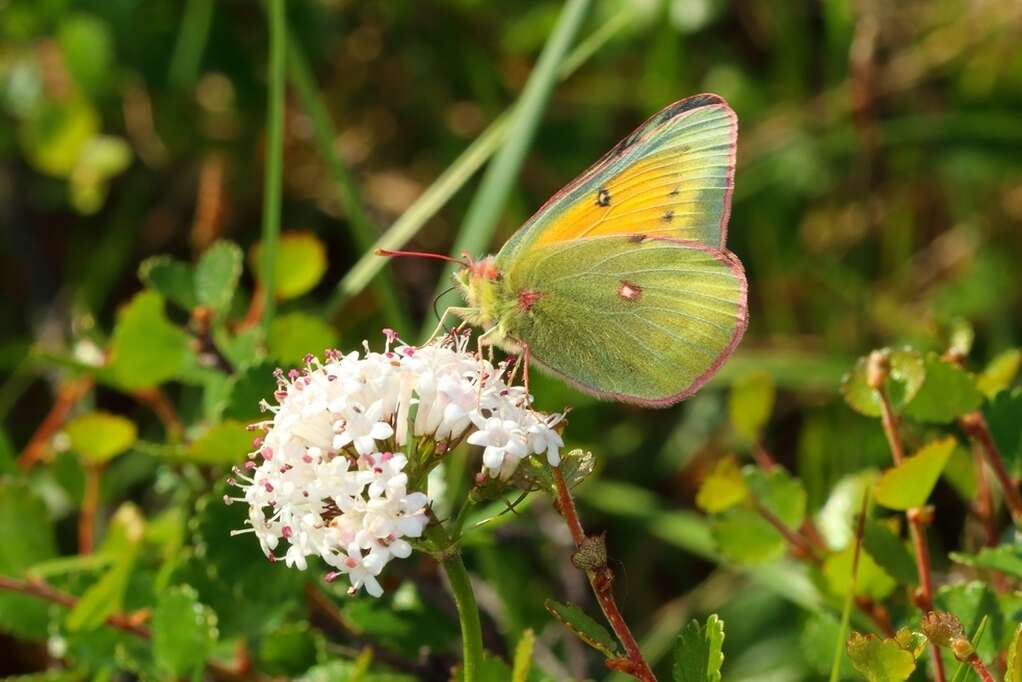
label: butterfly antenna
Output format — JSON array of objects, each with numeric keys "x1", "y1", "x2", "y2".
[
  {"x1": 433, "y1": 284, "x2": 458, "y2": 332},
  {"x1": 376, "y1": 248, "x2": 469, "y2": 267}
]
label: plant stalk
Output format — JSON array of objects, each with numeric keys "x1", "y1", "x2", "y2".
[
  {"x1": 437, "y1": 540, "x2": 484, "y2": 681},
  {"x1": 553, "y1": 468, "x2": 656, "y2": 681},
  {"x1": 260, "y1": 0, "x2": 286, "y2": 334},
  {"x1": 961, "y1": 411, "x2": 1022, "y2": 525}
]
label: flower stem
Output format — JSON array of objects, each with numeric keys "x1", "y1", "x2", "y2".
[
  {"x1": 967, "y1": 654, "x2": 995, "y2": 682},
  {"x1": 440, "y1": 547, "x2": 484, "y2": 682},
  {"x1": 552, "y1": 468, "x2": 656, "y2": 681},
  {"x1": 259, "y1": 0, "x2": 286, "y2": 334},
  {"x1": 874, "y1": 384, "x2": 946, "y2": 682},
  {"x1": 960, "y1": 411, "x2": 1022, "y2": 525}
]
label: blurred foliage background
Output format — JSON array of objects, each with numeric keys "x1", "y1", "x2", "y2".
[{"x1": 1, "y1": 0, "x2": 1021, "y2": 680}]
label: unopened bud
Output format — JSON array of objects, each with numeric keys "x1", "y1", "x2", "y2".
[
  {"x1": 921, "y1": 611, "x2": 964, "y2": 648},
  {"x1": 866, "y1": 350, "x2": 891, "y2": 390},
  {"x1": 907, "y1": 506, "x2": 935, "y2": 524}
]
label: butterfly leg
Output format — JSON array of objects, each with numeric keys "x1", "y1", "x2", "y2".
[{"x1": 424, "y1": 306, "x2": 473, "y2": 346}]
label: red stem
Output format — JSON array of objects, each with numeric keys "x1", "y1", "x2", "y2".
[
  {"x1": 17, "y1": 378, "x2": 94, "y2": 471},
  {"x1": 79, "y1": 464, "x2": 102, "y2": 554},
  {"x1": 967, "y1": 654, "x2": 995, "y2": 682},
  {"x1": 552, "y1": 468, "x2": 656, "y2": 682},
  {"x1": 961, "y1": 411, "x2": 1022, "y2": 525},
  {"x1": 875, "y1": 386, "x2": 946, "y2": 682}
]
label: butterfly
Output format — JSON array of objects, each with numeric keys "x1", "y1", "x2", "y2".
[{"x1": 388, "y1": 93, "x2": 747, "y2": 406}]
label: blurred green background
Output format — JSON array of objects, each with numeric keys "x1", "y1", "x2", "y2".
[{"x1": 2, "y1": 0, "x2": 1021, "y2": 680}]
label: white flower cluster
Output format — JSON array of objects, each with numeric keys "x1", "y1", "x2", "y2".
[{"x1": 228, "y1": 331, "x2": 564, "y2": 596}]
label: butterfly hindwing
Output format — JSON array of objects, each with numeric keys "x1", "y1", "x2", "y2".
[
  {"x1": 497, "y1": 94, "x2": 737, "y2": 265},
  {"x1": 500, "y1": 235, "x2": 747, "y2": 405}
]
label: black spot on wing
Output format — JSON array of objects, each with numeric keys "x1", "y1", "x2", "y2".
[
  {"x1": 661, "y1": 210, "x2": 674, "y2": 224},
  {"x1": 596, "y1": 187, "x2": 611, "y2": 207}
]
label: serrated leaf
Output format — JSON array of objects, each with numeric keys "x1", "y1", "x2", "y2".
[
  {"x1": 950, "y1": 543, "x2": 1022, "y2": 578},
  {"x1": 512, "y1": 628, "x2": 535, "y2": 682},
  {"x1": 745, "y1": 466, "x2": 806, "y2": 527},
  {"x1": 696, "y1": 457, "x2": 747, "y2": 513},
  {"x1": 152, "y1": 585, "x2": 218, "y2": 679},
  {"x1": 873, "y1": 437, "x2": 955, "y2": 510},
  {"x1": 821, "y1": 543, "x2": 897, "y2": 601},
  {"x1": 935, "y1": 582, "x2": 1003, "y2": 661},
  {"x1": 1006, "y1": 624, "x2": 1022, "y2": 682},
  {"x1": 108, "y1": 291, "x2": 195, "y2": 389},
  {"x1": 711, "y1": 508, "x2": 785, "y2": 564},
  {"x1": 64, "y1": 411, "x2": 137, "y2": 464},
  {"x1": 861, "y1": 520, "x2": 917, "y2": 586},
  {"x1": 903, "y1": 354, "x2": 984, "y2": 423},
  {"x1": 186, "y1": 420, "x2": 252, "y2": 465},
  {"x1": 267, "y1": 312, "x2": 339, "y2": 366},
  {"x1": 672, "y1": 614, "x2": 724, "y2": 682},
  {"x1": 66, "y1": 504, "x2": 144, "y2": 632},
  {"x1": 841, "y1": 348, "x2": 925, "y2": 417},
  {"x1": 138, "y1": 256, "x2": 197, "y2": 310},
  {"x1": 729, "y1": 370, "x2": 775, "y2": 442},
  {"x1": 194, "y1": 240, "x2": 243, "y2": 315},
  {"x1": 251, "y1": 231, "x2": 328, "y2": 300},
  {"x1": 977, "y1": 349, "x2": 1021, "y2": 398},
  {"x1": 985, "y1": 389, "x2": 1022, "y2": 476},
  {"x1": 846, "y1": 634, "x2": 915, "y2": 682},
  {"x1": 544, "y1": 599, "x2": 618, "y2": 658}
]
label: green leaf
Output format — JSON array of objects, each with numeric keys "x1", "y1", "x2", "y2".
[
  {"x1": 222, "y1": 361, "x2": 278, "y2": 422},
  {"x1": 258, "y1": 622, "x2": 320, "y2": 676},
  {"x1": 942, "y1": 444, "x2": 977, "y2": 501},
  {"x1": 985, "y1": 389, "x2": 1022, "y2": 476},
  {"x1": 695, "y1": 457, "x2": 747, "y2": 513},
  {"x1": 672, "y1": 614, "x2": 725, "y2": 682},
  {"x1": 729, "y1": 370, "x2": 775, "y2": 442},
  {"x1": 935, "y1": 582, "x2": 1004, "y2": 661},
  {"x1": 66, "y1": 505, "x2": 144, "y2": 632},
  {"x1": 745, "y1": 466, "x2": 806, "y2": 528},
  {"x1": 801, "y1": 612, "x2": 856, "y2": 679},
  {"x1": 873, "y1": 437, "x2": 955, "y2": 510},
  {"x1": 58, "y1": 13, "x2": 114, "y2": 97},
  {"x1": 841, "y1": 348, "x2": 925, "y2": 418},
  {"x1": 544, "y1": 599, "x2": 618, "y2": 658},
  {"x1": 108, "y1": 291, "x2": 195, "y2": 390},
  {"x1": 251, "y1": 231, "x2": 328, "y2": 300},
  {"x1": 64, "y1": 412, "x2": 137, "y2": 464},
  {"x1": 950, "y1": 543, "x2": 1022, "y2": 578},
  {"x1": 194, "y1": 240, "x2": 243, "y2": 316},
  {"x1": 152, "y1": 585, "x2": 218, "y2": 679},
  {"x1": 186, "y1": 420, "x2": 252, "y2": 465},
  {"x1": 298, "y1": 660, "x2": 415, "y2": 682},
  {"x1": 846, "y1": 634, "x2": 915, "y2": 682},
  {"x1": 267, "y1": 312, "x2": 339, "y2": 366},
  {"x1": 711, "y1": 508, "x2": 785, "y2": 564},
  {"x1": 977, "y1": 348, "x2": 1021, "y2": 398},
  {"x1": 903, "y1": 354, "x2": 984, "y2": 423},
  {"x1": 861, "y1": 520, "x2": 917, "y2": 586},
  {"x1": 821, "y1": 543, "x2": 897, "y2": 601},
  {"x1": 1006, "y1": 624, "x2": 1022, "y2": 682},
  {"x1": 0, "y1": 480, "x2": 57, "y2": 638},
  {"x1": 138, "y1": 256, "x2": 197, "y2": 310},
  {"x1": 512, "y1": 628, "x2": 535, "y2": 682}
]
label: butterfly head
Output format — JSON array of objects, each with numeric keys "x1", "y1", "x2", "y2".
[{"x1": 453, "y1": 255, "x2": 503, "y2": 327}]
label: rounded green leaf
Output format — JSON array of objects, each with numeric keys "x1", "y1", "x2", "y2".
[
  {"x1": 64, "y1": 411, "x2": 137, "y2": 464},
  {"x1": 186, "y1": 420, "x2": 253, "y2": 465},
  {"x1": 251, "y1": 231, "x2": 327, "y2": 300},
  {"x1": 744, "y1": 466, "x2": 806, "y2": 528},
  {"x1": 903, "y1": 354, "x2": 983, "y2": 423},
  {"x1": 695, "y1": 457, "x2": 747, "y2": 514},
  {"x1": 138, "y1": 256, "x2": 197, "y2": 310},
  {"x1": 841, "y1": 348, "x2": 925, "y2": 417},
  {"x1": 873, "y1": 437, "x2": 955, "y2": 510},
  {"x1": 108, "y1": 291, "x2": 195, "y2": 389},
  {"x1": 267, "y1": 312, "x2": 339, "y2": 366},
  {"x1": 977, "y1": 348, "x2": 1021, "y2": 398},
  {"x1": 728, "y1": 370, "x2": 775, "y2": 442},
  {"x1": 846, "y1": 634, "x2": 916, "y2": 682},
  {"x1": 711, "y1": 508, "x2": 785, "y2": 564},
  {"x1": 821, "y1": 543, "x2": 897, "y2": 601},
  {"x1": 195, "y1": 240, "x2": 243, "y2": 315},
  {"x1": 152, "y1": 585, "x2": 218, "y2": 679}
]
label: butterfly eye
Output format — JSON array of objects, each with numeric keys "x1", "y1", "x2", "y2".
[{"x1": 596, "y1": 188, "x2": 611, "y2": 207}]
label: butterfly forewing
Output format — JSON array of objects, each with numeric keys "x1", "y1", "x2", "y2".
[{"x1": 497, "y1": 94, "x2": 737, "y2": 265}]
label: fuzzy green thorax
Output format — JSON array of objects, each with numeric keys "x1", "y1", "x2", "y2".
[{"x1": 453, "y1": 257, "x2": 520, "y2": 351}]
